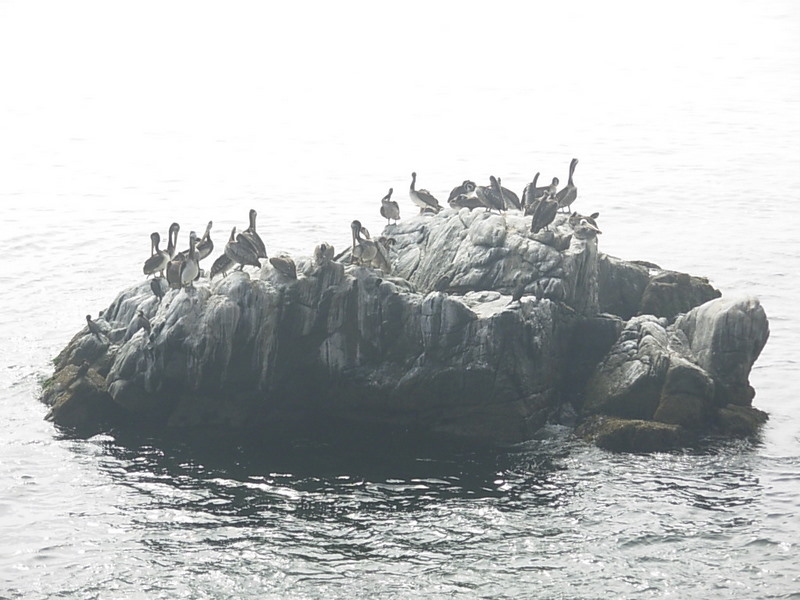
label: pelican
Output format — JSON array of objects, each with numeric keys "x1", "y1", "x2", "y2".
[
  {"x1": 555, "y1": 158, "x2": 578, "y2": 213},
  {"x1": 530, "y1": 195, "x2": 559, "y2": 234},
  {"x1": 497, "y1": 177, "x2": 521, "y2": 210},
  {"x1": 568, "y1": 211, "x2": 599, "y2": 229},
  {"x1": 269, "y1": 255, "x2": 297, "y2": 279},
  {"x1": 379, "y1": 188, "x2": 400, "y2": 225},
  {"x1": 166, "y1": 222, "x2": 180, "y2": 258},
  {"x1": 239, "y1": 209, "x2": 267, "y2": 259},
  {"x1": 447, "y1": 180, "x2": 476, "y2": 206},
  {"x1": 314, "y1": 242, "x2": 335, "y2": 266},
  {"x1": 179, "y1": 231, "x2": 200, "y2": 288},
  {"x1": 225, "y1": 226, "x2": 262, "y2": 270},
  {"x1": 196, "y1": 221, "x2": 214, "y2": 261},
  {"x1": 350, "y1": 220, "x2": 378, "y2": 266},
  {"x1": 522, "y1": 172, "x2": 540, "y2": 213},
  {"x1": 573, "y1": 218, "x2": 602, "y2": 240},
  {"x1": 142, "y1": 232, "x2": 169, "y2": 278},
  {"x1": 475, "y1": 176, "x2": 505, "y2": 212},
  {"x1": 409, "y1": 172, "x2": 442, "y2": 214},
  {"x1": 373, "y1": 237, "x2": 393, "y2": 273},
  {"x1": 210, "y1": 253, "x2": 235, "y2": 280},
  {"x1": 543, "y1": 177, "x2": 560, "y2": 199},
  {"x1": 165, "y1": 253, "x2": 184, "y2": 289},
  {"x1": 85, "y1": 315, "x2": 107, "y2": 343}
]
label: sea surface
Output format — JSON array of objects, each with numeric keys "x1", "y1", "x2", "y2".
[{"x1": 1, "y1": 1, "x2": 799, "y2": 598}]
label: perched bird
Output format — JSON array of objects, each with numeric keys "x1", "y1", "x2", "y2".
[
  {"x1": 269, "y1": 255, "x2": 297, "y2": 279},
  {"x1": 142, "y1": 232, "x2": 169, "y2": 278},
  {"x1": 530, "y1": 194, "x2": 559, "y2": 234},
  {"x1": 379, "y1": 188, "x2": 400, "y2": 225},
  {"x1": 350, "y1": 220, "x2": 378, "y2": 266},
  {"x1": 125, "y1": 309, "x2": 151, "y2": 342},
  {"x1": 314, "y1": 242, "x2": 335, "y2": 266},
  {"x1": 165, "y1": 254, "x2": 183, "y2": 289},
  {"x1": 555, "y1": 158, "x2": 579, "y2": 213},
  {"x1": 166, "y1": 222, "x2": 180, "y2": 259},
  {"x1": 522, "y1": 172, "x2": 540, "y2": 214},
  {"x1": 573, "y1": 218, "x2": 602, "y2": 240},
  {"x1": 507, "y1": 282, "x2": 526, "y2": 307},
  {"x1": 568, "y1": 211, "x2": 599, "y2": 229},
  {"x1": 196, "y1": 220, "x2": 214, "y2": 261},
  {"x1": 475, "y1": 176, "x2": 505, "y2": 212},
  {"x1": 85, "y1": 315, "x2": 107, "y2": 343},
  {"x1": 179, "y1": 231, "x2": 200, "y2": 288},
  {"x1": 373, "y1": 237, "x2": 393, "y2": 274},
  {"x1": 448, "y1": 180, "x2": 476, "y2": 206},
  {"x1": 150, "y1": 277, "x2": 167, "y2": 301},
  {"x1": 239, "y1": 209, "x2": 268, "y2": 259},
  {"x1": 210, "y1": 253, "x2": 235, "y2": 280},
  {"x1": 542, "y1": 177, "x2": 560, "y2": 199},
  {"x1": 409, "y1": 172, "x2": 442, "y2": 214},
  {"x1": 497, "y1": 177, "x2": 521, "y2": 210},
  {"x1": 225, "y1": 226, "x2": 262, "y2": 270},
  {"x1": 75, "y1": 361, "x2": 90, "y2": 379}
]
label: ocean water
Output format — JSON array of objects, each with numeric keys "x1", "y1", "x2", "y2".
[{"x1": 1, "y1": 1, "x2": 799, "y2": 598}]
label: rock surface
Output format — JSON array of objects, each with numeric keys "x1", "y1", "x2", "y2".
[{"x1": 41, "y1": 209, "x2": 770, "y2": 450}]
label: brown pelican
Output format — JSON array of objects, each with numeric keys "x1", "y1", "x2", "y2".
[
  {"x1": 475, "y1": 176, "x2": 505, "y2": 212},
  {"x1": 166, "y1": 222, "x2": 180, "y2": 259},
  {"x1": 373, "y1": 237, "x2": 393, "y2": 273},
  {"x1": 165, "y1": 256, "x2": 182, "y2": 289},
  {"x1": 196, "y1": 221, "x2": 214, "y2": 261},
  {"x1": 497, "y1": 178, "x2": 521, "y2": 210},
  {"x1": 314, "y1": 242, "x2": 335, "y2": 266},
  {"x1": 210, "y1": 253, "x2": 235, "y2": 279},
  {"x1": 543, "y1": 177, "x2": 559, "y2": 199},
  {"x1": 530, "y1": 194, "x2": 559, "y2": 234},
  {"x1": 522, "y1": 172, "x2": 540, "y2": 213},
  {"x1": 409, "y1": 172, "x2": 442, "y2": 214},
  {"x1": 269, "y1": 255, "x2": 297, "y2": 279},
  {"x1": 573, "y1": 218, "x2": 602, "y2": 240},
  {"x1": 448, "y1": 180, "x2": 476, "y2": 206},
  {"x1": 225, "y1": 226, "x2": 261, "y2": 270},
  {"x1": 178, "y1": 231, "x2": 200, "y2": 288},
  {"x1": 350, "y1": 220, "x2": 378, "y2": 266},
  {"x1": 555, "y1": 158, "x2": 578, "y2": 213},
  {"x1": 568, "y1": 211, "x2": 599, "y2": 229},
  {"x1": 85, "y1": 315, "x2": 107, "y2": 343},
  {"x1": 379, "y1": 188, "x2": 400, "y2": 225},
  {"x1": 239, "y1": 209, "x2": 267, "y2": 259},
  {"x1": 142, "y1": 232, "x2": 169, "y2": 278}
]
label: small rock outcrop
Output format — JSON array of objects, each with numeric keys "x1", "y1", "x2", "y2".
[{"x1": 41, "y1": 209, "x2": 770, "y2": 451}]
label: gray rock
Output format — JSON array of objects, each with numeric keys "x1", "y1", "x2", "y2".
[
  {"x1": 675, "y1": 295, "x2": 769, "y2": 406},
  {"x1": 40, "y1": 211, "x2": 769, "y2": 450},
  {"x1": 582, "y1": 295, "x2": 769, "y2": 443}
]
